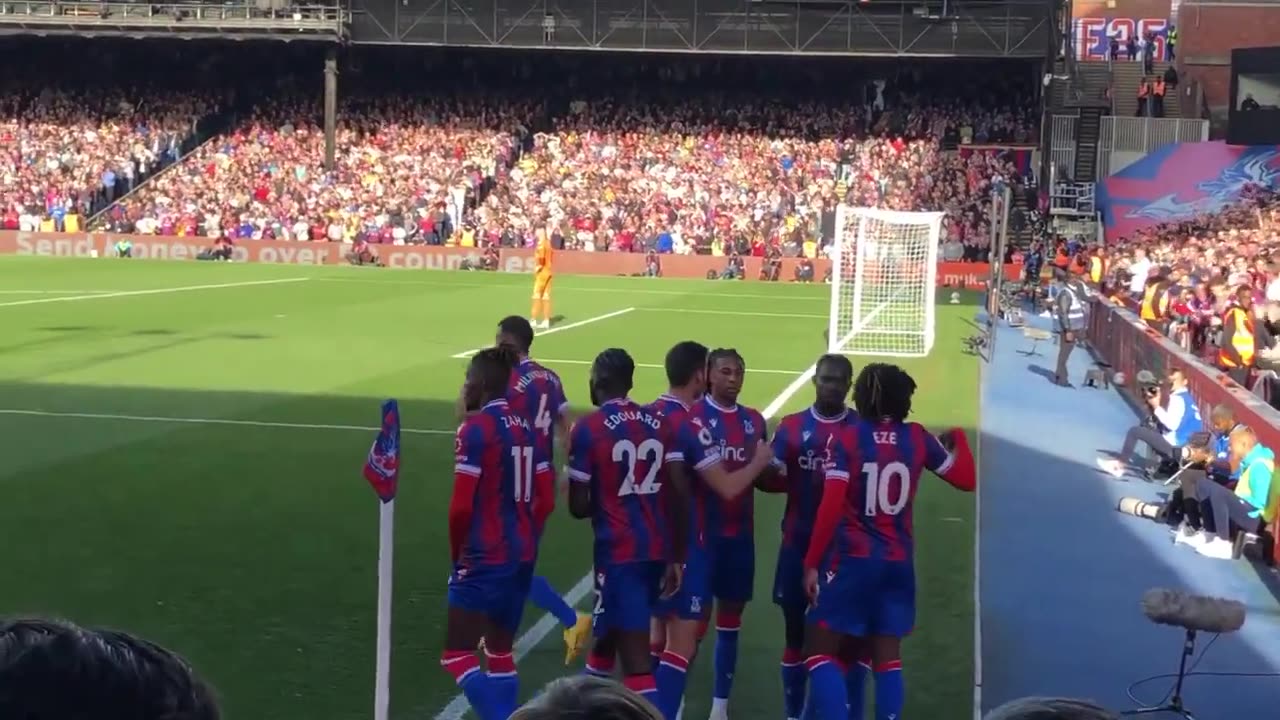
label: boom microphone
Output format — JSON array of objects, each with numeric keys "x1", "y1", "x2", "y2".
[
  {"x1": 1117, "y1": 496, "x2": 1162, "y2": 520},
  {"x1": 1141, "y1": 588, "x2": 1247, "y2": 635}
]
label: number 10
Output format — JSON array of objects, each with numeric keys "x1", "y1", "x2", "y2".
[{"x1": 861, "y1": 460, "x2": 911, "y2": 516}]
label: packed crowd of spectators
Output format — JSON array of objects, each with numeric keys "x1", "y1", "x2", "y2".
[
  {"x1": 94, "y1": 96, "x2": 531, "y2": 243},
  {"x1": 1, "y1": 46, "x2": 1040, "y2": 261},
  {"x1": 0, "y1": 41, "x2": 234, "y2": 234},
  {"x1": 1098, "y1": 186, "x2": 1280, "y2": 396}
]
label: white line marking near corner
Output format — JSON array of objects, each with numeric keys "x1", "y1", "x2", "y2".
[
  {"x1": 431, "y1": 361, "x2": 819, "y2": 720},
  {"x1": 0, "y1": 277, "x2": 311, "y2": 308},
  {"x1": 0, "y1": 408, "x2": 453, "y2": 436},
  {"x1": 449, "y1": 308, "x2": 636, "y2": 359}
]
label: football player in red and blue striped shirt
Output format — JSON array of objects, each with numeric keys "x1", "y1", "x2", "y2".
[
  {"x1": 567, "y1": 348, "x2": 688, "y2": 710},
  {"x1": 444, "y1": 346, "x2": 556, "y2": 720},
  {"x1": 688, "y1": 348, "x2": 768, "y2": 720},
  {"x1": 494, "y1": 315, "x2": 594, "y2": 664},
  {"x1": 648, "y1": 341, "x2": 773, "y2": 720},
  {"x1": 803, "y1": 363, "x2": 976, "y2": 720},
  {"x1": 754, "y1": 353, "x2": 857, "y2": 720}
]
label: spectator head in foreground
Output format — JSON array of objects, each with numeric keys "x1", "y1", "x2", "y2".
[
  {"x1": 513, "y1": 675, "x2": 663, "y2": 720},
  {"x1": 984, "y1": 697, "x2": 1118, "y2": 720},
  {"x1": 0, "y1": 617, "x2": 220, "y2": 720}
]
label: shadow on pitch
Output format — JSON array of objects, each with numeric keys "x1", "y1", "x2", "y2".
[
  {"x1": 0, "y1": 377, "x2": 598, "y2": 720},
  {"x1": 980, "y1": 385, "x2": 1280, "y2": 716}
]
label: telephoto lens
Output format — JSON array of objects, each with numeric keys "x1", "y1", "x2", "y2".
[{"x1": 1117, "y1": 496, "x2": 1163, "y2": 520}]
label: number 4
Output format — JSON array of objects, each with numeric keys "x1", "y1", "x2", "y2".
[
  {"x1": 861, "y1": 460, "x2": 911, "y2": 516},
  {"x1": 535, "y1": 395, "x2": 553, "y2": 434}
]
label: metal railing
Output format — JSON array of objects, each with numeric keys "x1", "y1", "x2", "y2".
[
  {"x1": 1048, "y1": 113, "x2": 1209, "y2": 180},
  {"x1": 0, "y1": 1, "x2": 347, "y2": 34}
]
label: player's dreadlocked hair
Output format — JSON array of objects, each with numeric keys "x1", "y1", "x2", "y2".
[
  {"x1": 592, "y1": 348, "x2": 636, "y2": 395},
  {"x1": 706, "y1": 347, "x2": 745, "y2": 375},
  {"x1": 472, "y1": 345, "x2": 520, "y2": 398},
  {"x1": 852, "y1": 363, "x2": 917, "y2": 422}
]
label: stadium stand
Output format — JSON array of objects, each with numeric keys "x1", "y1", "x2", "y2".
[
  {"x1": 0, "y1": 48, "x2": 1039, "y2": 262},
  {"x1": 0, "y1": 41, "x2": 231, "y2": 233}
]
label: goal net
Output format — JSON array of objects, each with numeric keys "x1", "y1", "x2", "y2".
[{"x1": 827, "y1": 206, "x2": 944, "y2": 358}]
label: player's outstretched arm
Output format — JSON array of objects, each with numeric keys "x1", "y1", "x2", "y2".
[
  {"x1": 803, "y1": 474, "x2": 847, "y2": 572},
  {"x1": 704, "y1": 440, "x2": 775, "y2": 499},
  {"x1": 754, "y1": 425, "x2": 790, "y2": 493},
  {"x1": 931, "y1": 428, "x2": 977, "y2": 492}
]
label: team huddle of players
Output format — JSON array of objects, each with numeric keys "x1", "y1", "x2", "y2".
[{"x1": 443, "y1": 315, "x2": 978, "y2": 720}]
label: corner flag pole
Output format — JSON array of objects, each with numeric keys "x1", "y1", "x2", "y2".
[{"x1": 363, "y1": 399, "x2": 402, "y2": 720}]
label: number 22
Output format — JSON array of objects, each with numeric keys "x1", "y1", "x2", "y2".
[{"x1": 614, "y1": 438, "x2": 664, "y2": 496}]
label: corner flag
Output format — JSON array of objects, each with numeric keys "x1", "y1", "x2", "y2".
[
  {"x1": 364, "y1": 399, "x2": 401, "y2": 503},
  {"x1": 363, "y1": 399, "x2": 400, "y2": 720}
]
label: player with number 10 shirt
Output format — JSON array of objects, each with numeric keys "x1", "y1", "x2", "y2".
[{"x1": 801, "y1": 363, "x2": 976, "y2": 720}]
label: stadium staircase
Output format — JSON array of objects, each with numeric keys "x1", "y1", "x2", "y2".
[
  {"x1": 1072, "y1": 107, "x2": 1104, "y2": 184},
  {"x1": 1110, "y1": 61, "x2": 1180, "y2": 119}
]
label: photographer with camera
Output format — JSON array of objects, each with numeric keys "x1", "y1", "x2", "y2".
[
  {"x1": 1180, "y1": 426, "x2": 1276, "y2": 559},
  {"x1": 1097, "y1": 368, "x2": 1203, "y2": 479}
]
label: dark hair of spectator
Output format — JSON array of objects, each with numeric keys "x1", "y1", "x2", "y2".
[
  {"x1": 853, "y1": 363, "x2": 916, "y2": 422},
  {"x1": 497, "y1": 315, "x2": 535, "y2": 353},
  {"x1": 592, "y1": 348, "x2": 636, "y2": 397},
  {"x1": 0, "y1": 617, "x2": 221, "y2": 720},
  {"x1": 816, "y1": 353, "x2": 854, "y2": 381},
  {"x1": 665, "y1": 341, "x2": 710, "y2": 387},
  {"x1": 471, "y1": 345, "x2": 520, "y2": 399},
  {"x1": 512, "y1": 675, "x2": 663, "y2": 720}
]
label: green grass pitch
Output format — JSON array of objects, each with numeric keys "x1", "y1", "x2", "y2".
[{"x1": 0, "y1": 257, "x2": 978, "y2": 720}]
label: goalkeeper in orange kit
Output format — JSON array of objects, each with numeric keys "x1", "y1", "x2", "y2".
[{"x1": 531, "y1": 230, "x2": 554, "y2": 330}]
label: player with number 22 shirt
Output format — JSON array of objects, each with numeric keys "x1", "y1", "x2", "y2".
[
  {"x1": 803, "y1": 363, "x2": 976, "y2": 720},
  {"x1": 568, "y1": 348, "x2": 689, "y2": 711}
]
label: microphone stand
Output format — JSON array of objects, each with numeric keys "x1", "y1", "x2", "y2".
[{"x1": 1120, "y1": 628, "x2": 1198, "y2": 719}]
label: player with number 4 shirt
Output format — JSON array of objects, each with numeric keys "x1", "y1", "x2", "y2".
[{"x1": 802, "y1": 363, "x2": 976, "y2": 720}]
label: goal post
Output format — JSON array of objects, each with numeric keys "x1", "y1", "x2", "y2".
[{"x1": 827, "y1": 206, "x2": 944, "y2": 358}]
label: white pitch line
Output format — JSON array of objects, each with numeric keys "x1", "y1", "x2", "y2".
[
  {"x1": 449, "y1": 307, "x2": 636, "y2": 359},
  {"x1": 637, "y1": 307, "x2": 827, "y2": 319},
  {"x1": 0, "y1": 277, "x2": 311, "y2": 308},
  {"x1": 0, "y1": 289, "x2": 119, "y2": 295},
  {"x1": 531, "y1": 357, "x2": 807, "y2": 376},
  {"x1": 0, "y1": 408, "x2": 454, "y2": 435},
  {"x1": 431, "y1": 360, "x2": 820, "y2": 720},
  {"x1": 315, "y1": 277, "x2": 828, "y2": 302}
]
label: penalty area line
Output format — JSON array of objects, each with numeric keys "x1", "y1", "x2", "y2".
[
  {"x1": 429, "y1": 360, "x2": 818, "y2": 720},
  {"x1": 0, "y1": 408, "x2": 454, "y2": 436},
  {"x1": 448, "y1": 307, "x2": 636, "y2": 359}
]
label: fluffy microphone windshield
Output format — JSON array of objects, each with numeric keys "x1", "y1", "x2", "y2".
[{"x1": 1141, "y1": 588, "x2": 1246, "y2": 634}]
